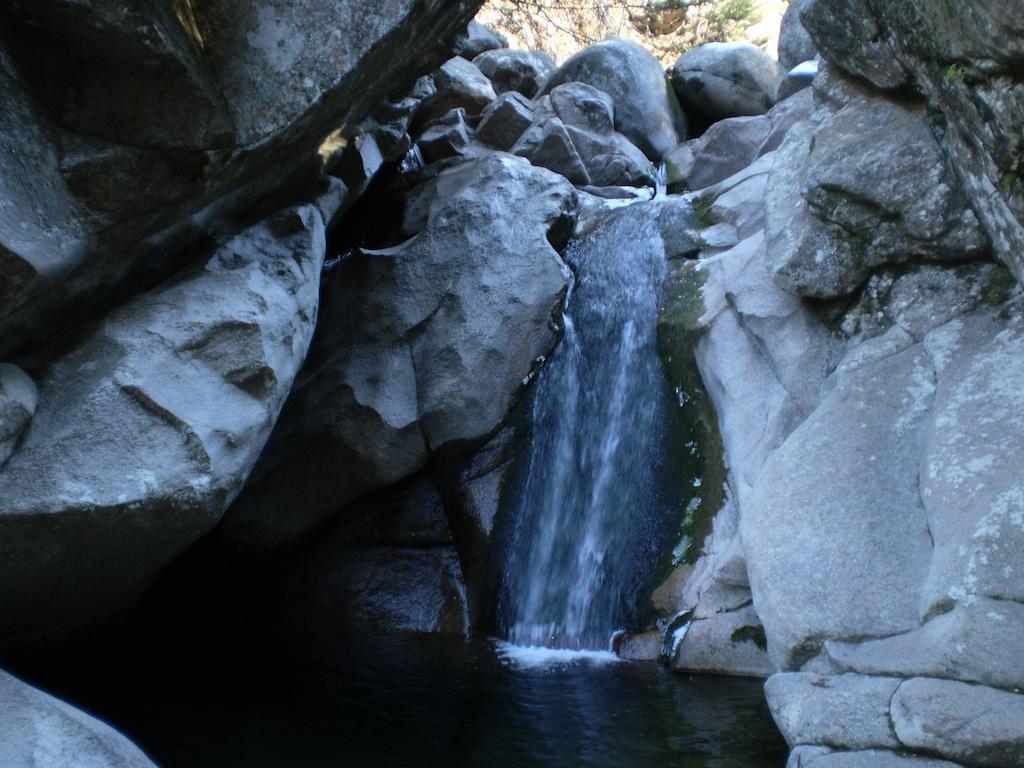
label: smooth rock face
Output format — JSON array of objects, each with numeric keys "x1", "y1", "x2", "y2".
[
  {"x1": 473, "y1": 49, "x2": 555, "y2": 98},
  {"x1": 0, "y1": 365, "x2": 36, "y2": 467},
  {"x1": 743, "y1": 341, "x2": 935, "y2": 667},
  {"x1": 671, "y1": 42, "x2": 786, "y2": 125},
  {"x1": 787, "y1": 747, "x2": 964, "y2": 768},
  {"x1": 826, "y1": 598, "x2": 1024, "y2": 692},
  {"x1": 223, "y1": 156, "x2": 576, "y2": 554},
  {"x1": 778, "y1": 0, "x2": 817, "y2": 70},
  {"x1": 766, "y1": 673, "x2": 901, "y2": 750},
  {"x1": 891, "y1": 678, "x2": 1024, "y2": 768},
  {"x1": 766, "y1": 97, "x2": 988, "y2": 299},
  {"x1": 665, "y1": 115, "x2": 770, "y2": 192},
  {"x1": 542, "y1": 38, "x2": 686, "y2": 160},
  {"x1": 776, "y1": 61, "x2": 818, "y2": 102},
  {"x1": 0, "y1": 668, "x2": 156, "y2": 768},
  {"x1": 0, "y1": 206, "x2": 325, "y2": 646},
  {"x1": 673, "y1": 605, "x2": 773, "y2": 678},
  {"x1": 0, "y1": 0, "x2": 483, "y2": 360}
]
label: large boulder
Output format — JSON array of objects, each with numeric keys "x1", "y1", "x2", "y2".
[
  {"x1": 664, "y1": 115, "x2": 770, "y2": 192},
  {"x1": 0, "y1": 205, "x2": 325, "y2": 647},
  {"x1": 0, "y1": 668, "x2": 155, "y2": 768},
  {"x1": 451, "y1": 20, "x2": 508, "y2": 61},
  {"x1": 270, "y1": 477, "x2": 468, "y2": 641},
  {"x1": 800, "y1": 0, "x2": 1024, "y2": 288},
  {"x1": 222, "y1": 155, "x2": 577, "y2": 554},
  {"x1": 473, "y1": 48, "x2": 555, "y2": 98},
  {"x1": 0, "y1": 0, "x2": 483, "y2": 361},
  {"x1": 891, "y1": 678, "x2": 1024, "y2": 768},
  {"x1": 671, "y1": 42, "x2": 786, "y2": 126},
  {"x1": 476, "y1": 91, "x2": 536, "y2": 151},
  {"x1": 541, "y1": 38, "x2": 686, "y2": 160},
  {"x1": 0, "y1": 364, "x2": 36, "y2": 467},
  {"x1": 766, "y1": 96, "x2": 988, "y2": 299},
  {"x1": 413, "y1": 56, "x2": 497, "y2": 129},
  {"x1": 766, "y1": 673, "x2": 901, "y2": 751},
  {"x1": 512, "y1": 83, "x2": 654, "y2": 188},
  {"x1": 653, "y1": 66, "x2": 1022, "y2": 764},
  {"x1": 778, "y1": 0, "x2": 817, "y2": 70}
]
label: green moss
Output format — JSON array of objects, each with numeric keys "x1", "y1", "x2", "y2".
[
  {"x1": 651, "y1": 260, "x2": 726, "y2": 579},
  {"x1": 731, "y1": 625, "x2": 768, "y2": 651},
  {"x1": 690, "y1": 192, "x2": 720, "y2": 230},
  {"x1": 942, "y1": 63, "x2": 966, "y2": 85},
  {"x1": 1001, "y1": 171, "x2": 1019, "y2": 196}
]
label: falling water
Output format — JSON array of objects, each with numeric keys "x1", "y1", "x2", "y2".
[{"x1": 498, "y1": 200, "x2": 677, "y2": 651}]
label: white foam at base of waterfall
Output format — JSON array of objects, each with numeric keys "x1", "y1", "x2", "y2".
[{"x1": 493, "y1": 640, "x2": 621, "y2": 670}]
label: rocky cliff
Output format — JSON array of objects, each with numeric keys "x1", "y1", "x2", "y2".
[
  {"x1": 652, "y1": 2, "x2": 1024, "y2": 767},
  {"x1": 0, "y1": 1, "x2": 1022, "y2": 766}
]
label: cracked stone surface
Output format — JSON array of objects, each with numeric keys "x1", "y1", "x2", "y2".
[
  {"x1": 222, "y1": 155, "x2": 577, "y2": 555},
  {"x1": 0, "y1": 205, "x2": 325, "y2": 647}
]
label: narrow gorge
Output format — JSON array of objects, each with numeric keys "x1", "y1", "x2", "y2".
[{"x1": 0, "y1": 2, "x2": 1022, "y2": 767}]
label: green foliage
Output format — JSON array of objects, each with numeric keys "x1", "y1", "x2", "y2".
[
  {"x1": 479, "y1": 0, "x2": 764, "y2": 65},
  {"x1": 942, "y1": 62, "x2": 966, "y2": 84},
  {"x1": 731, "y1": 625, "x2": 768, "y2": 651},
  {"x1": 691, "y1": 192, "x2": 720, "y2": 229}
]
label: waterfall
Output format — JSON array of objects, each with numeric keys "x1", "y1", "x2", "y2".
[{"x1": 497, "y1": 200, "x2": 677, "y2": 651}]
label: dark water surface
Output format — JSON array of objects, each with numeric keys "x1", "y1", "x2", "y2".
[{"x1": 34, "y1": 635, "x2": 785, "y2": 768}]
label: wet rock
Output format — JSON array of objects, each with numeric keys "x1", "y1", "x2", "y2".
[
  {"x1": 442, "y1": 426, "x2": 518, "y2": 624},
  {"x1": 778, "y1": 0, "x2": 817, "y2": 70},
  {"x1": 473, "y1": 49, "x2": 555, "y2": 98},
  {"x1": 414, "y1": 56, "x2": 497, "y2": 130},
  {"x1": 665, "y1": 115, "x2": 770, "y2": 192},
  {"x1": 891, "y1": 678, "x2": 1024, "y2": 768},
  {"x1": 0, "y1": 205, "x2": 325, "y2": 648},
  {"x1": 476, "y1": 92, "x2": 536, "y2": 151},
  {"x1": 0, "y1": 668, "x2": 155, "y2": 767},
  {"x1": 766, "y1": 673, "x2": 901, "y2": 750},
  {"x1": 615, "y1": 631, "x2": 662, "y2": 661},
  {"x1": 452, "y1": 20, "x2": 508, "y2": 61},
  {"x1": 0, "y1": 365, "x2": 36, "y2": 468},
  {"x1": 223, "y1": 156, "x2": 576, "y2": 554},
  {"x1": 673, "y1": 605, "x2": 773, "y2": 678},
  {"x1": 542, "y1": 38, "x2": 686, "y2": 160},
  {"x1": 671, "y1": 42, "x2": 786, "y2": 125}
]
